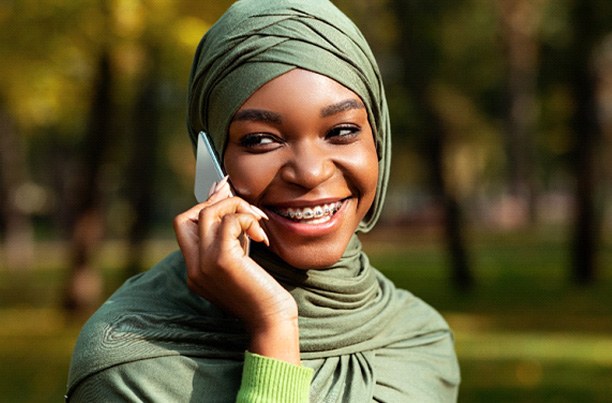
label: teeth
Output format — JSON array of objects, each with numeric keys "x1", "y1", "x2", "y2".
[{"x1": 276, "y1": 202, "x2": 343, "y2": 221}]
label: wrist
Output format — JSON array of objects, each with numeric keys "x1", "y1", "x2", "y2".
[{"x1": 248, "y1": 317, "x2": 301, "y2": 365}]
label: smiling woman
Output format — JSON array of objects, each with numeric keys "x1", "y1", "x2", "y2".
[{"x1": 66, "y1": 1, "x2": 460, "y2": 402}]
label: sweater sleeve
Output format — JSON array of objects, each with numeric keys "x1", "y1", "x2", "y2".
[{"x1": 237, "y1": 352, "x2": 313, "y2": 403}]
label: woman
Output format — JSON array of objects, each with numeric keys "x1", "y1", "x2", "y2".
[{"x1": 66, "y1": 0, "x2": 460, "y2": 401}]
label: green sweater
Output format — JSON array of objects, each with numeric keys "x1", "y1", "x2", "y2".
[{"x1": 237, "y1": 353, "x2": 313, "y2": 402}]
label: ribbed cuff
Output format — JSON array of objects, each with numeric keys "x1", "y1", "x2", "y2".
[{"x1": 237, "y1": 352, "x2": 313, "y2": 403}]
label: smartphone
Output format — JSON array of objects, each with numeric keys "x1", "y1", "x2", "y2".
[
  {"x1": 194, "y1": 131, "x2": 250, "y2": 252},
  {"x1": 194, "y1": 131, "x2": 228, "y2": 203}
]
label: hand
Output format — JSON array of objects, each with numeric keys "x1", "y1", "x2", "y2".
[{"x1": 173, "y1": 178, "x2": 300, "y2": 364}]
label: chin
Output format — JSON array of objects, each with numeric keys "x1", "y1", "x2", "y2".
[{"x1": 272, "y1": 242, "x2": 347, "y2": 270}]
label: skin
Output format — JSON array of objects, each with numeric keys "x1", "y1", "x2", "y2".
[{"x1": 173, "y1": 69, "x2": 379, "y2": 365}]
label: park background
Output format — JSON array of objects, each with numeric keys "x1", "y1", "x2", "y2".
[{"x1": 1, "y1": 0, "x2": 611, "y2": 401}]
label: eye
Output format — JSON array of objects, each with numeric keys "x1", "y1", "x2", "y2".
[
  {"x1": 239, "y1": 133, "x2": 283, "y2": 152},
  {"x1": 326, "y1": 124, "x2": 361, "y2": 144}
]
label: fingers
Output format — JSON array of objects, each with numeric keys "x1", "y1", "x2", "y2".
[
  {"x1": 219, "y1": 213, "x2": 269, "y2": 248},
  {"x1": 174, "y1": 176, "x2": 269, "y2": 257},
  {"x1": 207, "y1": 175, "x2": 232, "y2": 202},
  {"x1": 197, "y1": 198, "x2": 269, "y2": 252},
  {"x1": 173, "y1": 173, "x2": 271, "y2": 298}
]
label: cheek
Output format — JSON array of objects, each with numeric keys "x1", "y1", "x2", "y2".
[
  {"x1": 360, "y1": 151, "x2": 379, "y2": 208},
  {"x1": 224, "y1": 154, "x2": 277, "y2": 202},
  {"x1": 349, "y1": 140, "x2": 379, "y2": 210}
]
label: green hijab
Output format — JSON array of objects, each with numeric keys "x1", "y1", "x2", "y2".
[
  {"x1": 186, "y1": 0, "x2": 390, "y2": 232},
  {"x1": 67, "y1": 1, "x2": 459, "y2": 401}
]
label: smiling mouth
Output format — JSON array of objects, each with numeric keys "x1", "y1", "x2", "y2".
[{"x1": 271, "y1": 200, "x2": 345, "y2": 224}]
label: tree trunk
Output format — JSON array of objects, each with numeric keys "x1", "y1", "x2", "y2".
[
  {"x1": 124, "y1": 45, "x2": 162, "y2": 278},
  {"x1": 426, "y1": 110, "x2": 474, "y2": 290},
  {"x1": 63, "y1": 50, "x2": 113, "y2": 313},
  {"x1": 497, "y1": 0, "x2": 546, "y2": 224},
  {"x1": 568, "y1": 0, "x2": 604, "y2": 284},
  {"x1": 391, "y1": 0, "x2": 474, "y2": 290}
]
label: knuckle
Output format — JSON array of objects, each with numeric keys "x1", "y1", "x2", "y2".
[
  {"x1": 220, "y1": 214, "x2": 238, "y2": 227},
  {"x1": 198, "y1": 206, "x2": 214, "y2": 222},
  {"x1": 172, "y1": 214, "x2": 186, "y2": 227}
]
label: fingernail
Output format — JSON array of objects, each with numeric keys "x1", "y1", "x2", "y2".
[
  {"x1": 214, "y1": 175, "x2": 230, "y2": 195},
  {"x1": 219, "y1": 182, "x2": 232, "y2": 199},
  {"x1": 249, "y1": 205, "x2": 269, "y2": 220},
  {"x1": 217, "y1": 175, "x2": 229, "y2": 189},
  {"x1": 259, "y1": 227, "x2": 270, "y2": 246},
  {"x1": 208, "y1": 181, "x2": 217, "y2": 197}
]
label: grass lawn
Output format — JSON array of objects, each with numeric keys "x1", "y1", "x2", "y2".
[
  {"x1": 1, "y1": 227, "x2": 611, "y2": 402},
  {"x1": 365, "y1": 226, "x2": 612, "y2": 402}
]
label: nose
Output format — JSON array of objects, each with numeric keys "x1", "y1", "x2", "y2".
[{"x1": 280, "y1": 142, "x2": 335, "y2": 189}]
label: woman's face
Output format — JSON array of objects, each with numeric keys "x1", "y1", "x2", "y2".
[{"x1": 224, "y1": 69, "x2": 379, "y2": 269}]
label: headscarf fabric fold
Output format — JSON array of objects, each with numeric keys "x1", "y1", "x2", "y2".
[{"x1": 187, "y1": 0, "x2": 391, "y2": 232}]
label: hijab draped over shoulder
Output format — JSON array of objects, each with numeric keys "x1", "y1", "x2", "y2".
[{"x1": 67, "y1": 1, "x2": 460, "y2": 401}]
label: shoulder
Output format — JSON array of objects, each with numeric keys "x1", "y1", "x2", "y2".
[
  {"x1": 66, "y1": 251, "x2": 188, "y2": 392},
  {"x1": 66, "y1": 251, "x2": 246, "y2": 398},
  {"x1": 67, "y1": 355, "x2": 244, "y2": 402}
]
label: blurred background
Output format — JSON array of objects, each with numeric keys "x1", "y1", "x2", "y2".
[{"x1": 0, "y1": 0, "x2": 611, "y2": 401}]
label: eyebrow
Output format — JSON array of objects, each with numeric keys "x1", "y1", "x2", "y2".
[
  {"x1": 320, "y1": 99, "x2": 365, "y2": 117},
  {"x1": 232, "y1": 99, "x2": 365, "y2": 123},
  {"x1": 232, "y1": 109, "x2": 282, "y2": 124}
]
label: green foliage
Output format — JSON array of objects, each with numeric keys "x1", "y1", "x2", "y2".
[{"x1": 1, "y1": 0, "x2": 611, "y2": 235}]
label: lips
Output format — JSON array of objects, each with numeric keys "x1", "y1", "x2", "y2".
[{"x1": 270, "y1": 201, "x2": 344, "y2": 223}]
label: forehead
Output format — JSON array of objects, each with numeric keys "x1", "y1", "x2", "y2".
[{"x1": 234, "y1": 69, "x2": 365, "y2": 114}]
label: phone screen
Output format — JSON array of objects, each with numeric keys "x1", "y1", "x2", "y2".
[
  {"x1": 194, "y1": 131, "x2": 226, "y2": 202},
  {"x1": 193, "y1": 131, "x2": 250, "y2": 253}
]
